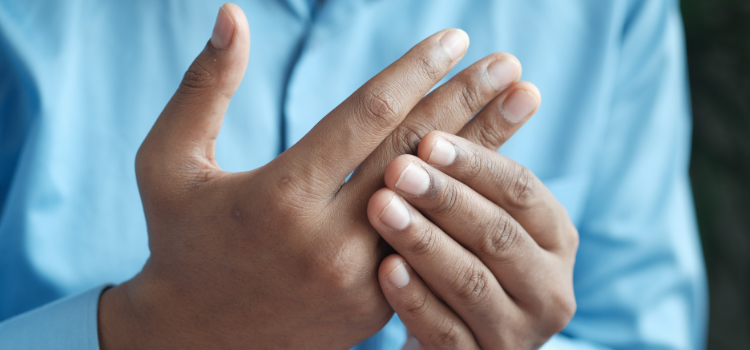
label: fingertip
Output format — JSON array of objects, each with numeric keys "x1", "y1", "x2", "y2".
[
  {"x1": 379, "y1": 254, "x2": 410, "y2": 290},
  {"x1": 221, "y1": 3, "x2": 250, "y2": 50},
  {"x1": 500, "y1": 81, "x2": 541, "y2": 125},
  {"x1": 221, "y1": 4, "x2": 248, "y2": 30},
  {"x1": 210, "y1": 5, "x2": 235, "y2": 50},
  {"x1": 367, "y1": 188, "x2": 396, "y2": 225},
  {"x1": 417, "y1": 131, "x2": 448, "y2": 162},
  {"x1": 379, "y1": 254, "x2": 407, "y2": 278},
  {"x1": 383, "y1": 154, "x2": 420, "y2": 189},
  {"x1": 486, "y1": 53, "x2": 522, "y2": 92},
  {"x1": 438, "y1": 28, "x2": 470, "y2": 61},
  {"x1": 515, "y1": 81, "x2": 541, "y2": 104}
]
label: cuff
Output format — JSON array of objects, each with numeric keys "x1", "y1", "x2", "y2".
[{"x1": 0, "y1": 285, "x2": 111, "y2": 350}]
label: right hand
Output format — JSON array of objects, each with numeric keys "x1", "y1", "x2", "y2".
[{"x1": 99, "y1": 3, "x2": 535, "y2": 349}]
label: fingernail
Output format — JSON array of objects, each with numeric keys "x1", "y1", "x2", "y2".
[
  {"x1": 379, "y1": 195, "x2": 411, "y2": 230},
  {"x1": 427, "y1": 138, "x2": 456, "y2": 167},
  {"x1": 501, "y1": 90, "x2": 538, "y2": 124},
  {"x1": 210, "y1": 6, "x2": 235, "y2": 49},
  {"x1": 440, "y1": 29, "x2": 469, "y2": 61},
  {"x1": 486, "y1": 57, "x2": 521, "y2": 91},
  {"x1": 395, "y1": 164, "x2": 430, "y2": 196},
  {"x1": 387, "y1": 263, "x2": 410, "y2": 289}
]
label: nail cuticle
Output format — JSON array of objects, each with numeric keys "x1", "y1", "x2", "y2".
[
  {"x1": 501, "y1": 90, "x2": 538, "y2": 124},
  {"x1": 439, "y1": 29, "x2": 469, "y2": 61},
  {"x1": 427, "y1": 138, "x2": 457, "y2": 166},
  {"x1": 486, "y1": 58, "x2": 521, "y2": 91},
  {"x1": 395, "y1": 164, "x2": 430, "y2": 196},
  {"x1": 379, "y1": 195, "x2": 411, "y2": 231},
  {"x1": 386, "y1": 263, "x2": 410, "y2": 289}
]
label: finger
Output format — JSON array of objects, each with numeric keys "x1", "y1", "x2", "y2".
[
  {"x1": 402, "y1": 332, "x2": 421, "y2": 350},
  {"x1": 458, "y1": 81, "x2": 540, "y2": 151},
  {"x1": 139, "y1": 3, "x2": 249, "y2": 167},
  {"x1": 379, "y1": 255, "x2": 480, "y2": 350},
  {"x1": 382, "y1": 154, "x2": 562, "y2": 310},
  {"x1": 418, "y1": 131, "x2": 578, "y2": 254},
  {"x1": 368, "y1": 190, "x2": 518, "y2": 349},
  {"x1": 343, "y1": 53, "x2": 522, "y2": 199},
  {"x1": 274, "y1": 29, "x2": 470, "y2": 197}
]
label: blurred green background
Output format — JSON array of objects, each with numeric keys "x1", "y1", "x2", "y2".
[{"x1": 681, "y1": 0, "x2": 750, "y2": 349}]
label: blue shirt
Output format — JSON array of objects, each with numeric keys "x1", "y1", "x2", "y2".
[{"x1": 0, "y1": 0, "x2": 707, "y2": 349}]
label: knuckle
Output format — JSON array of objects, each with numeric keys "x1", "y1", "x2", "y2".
[
  {"x1": 390, "y1": 123, "x2": 428, "y2": 156},
  {"x1": 463, "y1": 148, "x2": 491, "y2": 181},
  {"x1": 429, "y1": 318, "x2": 462, "y2": 348},
  {"x1": 458, "y1": 81, "x2": 485, "y2": 115},
  {"x1": 302, "y1": 238, "x2": 392, "y2": 334},
  {"x1": 359, "y1": 86, "x2": 401, "y2": 130},
  {"x1": 416, "y1": 51, "x2": 445, "y2": 82},
  {"x1": 477, "y1": 214, "x2": 520, "y2": 258},
  {"x1": 403, "y1": 290, "x2": 431, "y2": 318},
  {"x1": 430, "y1": 180, "x2": 461, "y2": 216},
  {"x1": 178, "y1": 60, "x2": 216, "y2": 94},
  {"x1": 406, "y1": 226, "x2": 440, "y2": 257},
  {"x1": 451, "y1": 261, "x2": 493, "y2": 306},
  {"x1": 473, "y1": 113, "x2": 508, "y2": 149},
  {"x1": 543, "y1": 290, "x2": 577, "y2": 335},
  {"x1": 504, "y1": 163, "x2": 535, "y2": 209},
  {"x1": 134, "y1": 146, "x2": 152, "y2": 179},
  {"x1": 265, "y1": 172, "x2": 316, "y2": 220},
  {"x1": 565, "y1": 221, "x2": 580, "y2": 251},
  {"x1": 314, "y1": 239, "x2": 363, "y2": 291}
]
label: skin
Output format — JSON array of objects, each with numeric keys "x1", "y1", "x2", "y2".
[
  {"x1": 371, "y1": 130, "x2": 579, "y2": 349},
  {"x1": 98, "y1": 3, "x2": 576, "y2": 349}
]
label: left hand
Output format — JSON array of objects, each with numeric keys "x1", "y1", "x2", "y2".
[{"x1": 368, "y1": 84, "x2": 579, "y2": 349}]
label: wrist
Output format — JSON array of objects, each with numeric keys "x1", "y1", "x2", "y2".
[
  {"x1": 98, "y1": 271, "x2": 174, "y2": 350},
  {"x1": 98, "y1": 281, "x2": 143, "y2": 350}
]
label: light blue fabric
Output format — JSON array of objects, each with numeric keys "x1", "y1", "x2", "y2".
[
  {"x1": 0, "y1": 285, "x2": 107, "y2": 349},
  {"x1": 0, "y1": 0, "x2": 707, "y2": 349}
]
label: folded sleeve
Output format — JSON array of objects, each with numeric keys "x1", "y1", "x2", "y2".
[
  {"x1": 545, "y1": 1, "x2": 708, "y2": 349},
  {"x1": 0, "y1": 285, "x2": 109, "y2": 350}
]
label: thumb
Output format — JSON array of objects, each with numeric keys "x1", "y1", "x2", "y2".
[{"x1": 139, "y1": 3, "x2": 249, "y2": 170}]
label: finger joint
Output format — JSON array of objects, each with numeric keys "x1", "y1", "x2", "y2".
[
  {"x1": 358, "y1": 86, "x2": 401, "y2": 131},
  {"x1": 542, "y1": 288, "x2": 577, "y2": 336},
  {"x1": 416, "y1": 52, "x2": 445, "y2": 82},
  {"x1": 406, "y1": 226, "x2": 440, "y2": 258},
  {"x1": 430, "y1": 180, "x2": 462, "y2": 216},
  {"x1": 477, "y1": 214, "x2": 520, "y2": 259},
  {"x1": 452, "y1": 261, "x2": 493, "y2": 307},
  {"x1": 458, "y1": 81, "x2": 485, "y2": 116},
  {"x1": 473, "y1": 114, "x2": 508, "y2": 150},
  {"x1": 504, "y1": 163, "x2": 535, "y2": 210},
  {"x1": 429, "y1": 317, "x2": 463, "y2": 348},
  {"x1": 178, "y1": 60, "x2": 216, "y2": 94}
]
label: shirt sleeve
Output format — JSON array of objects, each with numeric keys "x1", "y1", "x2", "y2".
[
  {"x1": 0, "y1": 285, "x2": 109, "y2": 350},
  {"x1": 546, "y1": 1, "x2": 708, "y2": 349}
]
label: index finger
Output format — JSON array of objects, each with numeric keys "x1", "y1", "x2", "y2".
[{"x1": 272, "y1": 29, "x2": 469, "y2": 198}]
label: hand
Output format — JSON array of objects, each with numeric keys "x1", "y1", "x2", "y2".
[
  {"x1": 98, "y1": 3, "x2": 532, "y2": 349},
  {"x1": 368, "y1": 92, "x2": 579, "y2": 349}
]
